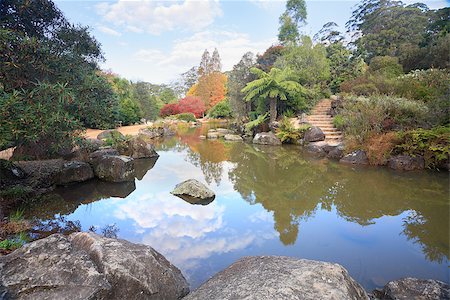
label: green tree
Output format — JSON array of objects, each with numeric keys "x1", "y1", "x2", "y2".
[
  {"x1": 242, "y1": 68, "x2": 303, "y2": 123},
  {"x1": 278, "y1": 0, "x2": 307, "y2": 45}
]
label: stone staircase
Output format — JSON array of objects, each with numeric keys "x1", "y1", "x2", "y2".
[{"x1": 306, "y1": 99, "x2": 342, "y2": 143}]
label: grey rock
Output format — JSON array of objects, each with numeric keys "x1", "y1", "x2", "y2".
[
  {"x1": 122, "y1": 136, "x2": 159, "y2": 159},
  {"x1": 199, "y1": 135, "x2": 206, "y2": 140},
  {"x1": 171, "y1": 179, "x2": 215, "y2": 205},
  {"x1": 253, "y1": 132, "x2": 282, "y2": 145},
  {"x1": 139, "y1": 127, "x2": 164, "y2": 139},
  {"x1": 216, "y1": 128, "x2": 232, "y2": 134},
  {"x1": 340, "y1": 150, "x2": 369, "y2": 165},
  {"x1": 92, "y1": 155, "x2": 136, "y2": 182},
  {"x1": 224, "y1": 134, "x2": 243, "y2": 142},
  {"x1": 304, "y1": 126, "x2": 325, "y2": 142},
  {"x1": 185, "y1": 256, "x2": 369, "y2": 300},
  {"x1": 305, "y1": 141, "x2": 328, "y2": 157},
  {"x1": 56, "y1": 161, "x2": 94, "y2": 185},
  {"x1": 97, "y1": 130, "x2": 124, "y2": 140},
  {"x1": 327, "y1": 145, "x2": 345, "y2": 160},
  {"x1": 387, "y1": 155, "x2": 425, "y2": 171},
  {"x1": 375, "y1": 277, "x2": 449, "y2": 300},
  {"x1": 16, "y1": 159, "x2": 65, "y2": 190},
  {"x1": 0, "y1": 232, "x2": 189, "y2": 300},
  {"x1": 88, "y1": 148, "x2": 120, "y2": 165},
  {"x1": 0, "y1": 159, "x2": 26, "y2": 188},
  {"x1": 207, "y1": 132, "x2": 220, "y2": 139}
]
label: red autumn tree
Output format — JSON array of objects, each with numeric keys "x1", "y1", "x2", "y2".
[
  {"x1": 177, "y1": 96, "x2": 206, "y2": 118},
  {"x1": 159, "y1": 96, "x2": 206, "y2": 118},
  {"x1": 160, "y1": 103, "x2": 180, "y2": 117}
]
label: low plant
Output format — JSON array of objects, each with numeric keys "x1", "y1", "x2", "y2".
[
  {"x1": 173, "y1": 113, "x2": 197, "y2": 122},
  {"x1": 364, "y1": 132, "x2": 401, "y2": 165},
  {"x1": 276, "y1": 117, "x2": 310, "y2": 144},
  {"x1": 333, "y1": 115, "x2": 345, "y2": 131},
  {"x1": 0, "y1": 232, "x2": 28, "y2": 251},
  {"x1": 395, "y1": 126, "x2": 450, "y2": 169},
  {"x1": 104, "y1": 131, "x2": 131, "y2": 150},
  {"x1": 244, "y1": 113, "x2": 268, "y2": 135}
]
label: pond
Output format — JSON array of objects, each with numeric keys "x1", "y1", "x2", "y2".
[{"x1": 24, "y1": 125, "x2": 449, "y2": 291}]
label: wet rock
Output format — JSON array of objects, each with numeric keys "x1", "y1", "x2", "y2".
[
  {"x1": 185, "y1": 256, "x2": 368, "y2": 300},
  {"x1": 139, "y1": 127, "x2": 163, "y2": 139},
  {"x1": 216, "y1": 128, "x2": 232, "y2": 134},
  {"x1": 56, "y1": 161, "x2": 94, "y2": 185},
  {"x1": 0, "y1": 232, "x2": 189, "y2": 300},
  {"x1": 305, "y1": 141, "x2": 328, "y2": 157},
  {"x1": 16, "y1": 159, "x2": 66, "y2": 190},
  {"x1": 92, "y1": 155, "x2": 136, "y2": 182},
  {"x1": 304, "y1": 126, "x2": 325, "y2": 142},
  {"x1": 134, "y1": 157, "x2": 158, "y2": 180},
  {"x1": 0, "y1": 159, "x2": 26, "y2": 188},
  {"x1": 122, "y1": 136, "x2": 159, "y2": 159},
  {"x1": 387, "y1": 155, "x2": 425, "y2": 171},
  {"x1": 88, "y1": 148, "x2": 120, "y2": 165},
  {"x1": 199, "y1": 135, "x2": 206, "y2": 140},
  {"x1": 207, "y1": 132, "x2": 220, "y2": 139},
  {"x1": 340, "y1": 150, "x2": 369, "y2": 165},
  {"x1": 97, "y1": 130, "x2": 124, "y2": 140},
  {"x1": 171, "y1": 179, "x2": 215, "y2": 204},
  {"x1": 253, "y1": 132, "x2": 282, "y2": 145},
  {"x1": 224, "y1": 134, "x2": 243, "y2": 142},
  {"x1": 327, "y1": 145, "x2": 345, "y2": 160},
  {"x1": 374, "y1": 277, "x2": 449, "y2": 300}
]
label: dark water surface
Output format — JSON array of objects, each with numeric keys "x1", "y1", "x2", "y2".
[{"x1": 25, "y1": 125, "x2": 449, "y2": 290}]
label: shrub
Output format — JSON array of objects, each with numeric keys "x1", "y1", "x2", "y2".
[
  {"x1": 245, "y1": 113, "x2": 268, "y2": 134},
  {"x1": 364, "y1": 132, "x2": 400, "y2": 165},
  {"x1": 368, "y1": 56, "x2": 403, "y2": 78},
  {"x1": 208, "y1": 100, "x2": 233, "y2": 119},
  {"x1": 160, "y1": 96, "x2": 206, "y2": 118},
  {"x1": 333, "y1": 115, "x2": 345, "y2": 130},
  {"x1": 160, "y1": 103, "x2": 180, "y2": 117},
  {"x1": 395, "y1": 126, "x2": 450, "y2": 169},
  {"x1": 351, "y1": 83, "x2": 378, "y2": 96},
  {"x1": 174, "y1": 113, "x2": 196, "y2": 122},
  {"x1": 104, "y1": 132, "x2": 131, "y2": 151},
  {"x1": 0, "y1": 233, "x2": 28, "y2": 251},
  {"x1": 276, "y1": 117, "x2": 310, "y2": 144}
]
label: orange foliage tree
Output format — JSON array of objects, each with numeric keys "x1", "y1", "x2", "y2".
[{"x1": 188, "y1": 72, "x2": 227, "y2": 110}]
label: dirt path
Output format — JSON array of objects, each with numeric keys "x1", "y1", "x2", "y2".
[{"x1": 85, "y1": 124, "x2": 149, "y2": 139}]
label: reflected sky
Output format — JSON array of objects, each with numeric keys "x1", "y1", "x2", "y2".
[{"x1": 26, "y1": 126, "x2": 450, "y2": 290}]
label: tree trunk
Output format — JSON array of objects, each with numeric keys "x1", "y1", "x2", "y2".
[{"x1": 269, "y1": 98, "x2": 277, "y2": 123}]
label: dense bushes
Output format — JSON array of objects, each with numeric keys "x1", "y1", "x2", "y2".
[
  {"x1": 395, "y1": 126, "x2": 450, "y2": 169},
  {"x1": 160, "y1": 96, "x2": 205, "y2": 118},
  {"x1": 173, "y1": 113, "x2": 196, "y2": 122},
  {"x1": 276, "y1": 117, "x2": 310, "y2": 144},
  {"x1": 207, "y1": 100, "x2": 232, "y2": 119}
]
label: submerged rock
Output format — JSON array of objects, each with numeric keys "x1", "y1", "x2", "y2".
[
  {"x1": 224, "y1": 134, "x2": 243, "y2": 142},
  {"x1": 340, "y1": 150, "x2": 369, "y2": 165},
  {"x1": 374, "y1": 277, "x2": 449, "y2": 300},
  {"x1": 56, "y1": 161, "x2": 94, "y2": 185},
  {"x1": 185, "y1": 256, "x2": 369, "y2": 300},
  {"x1": 92, "y1": 155, "x2": 135, "y2": 182},
  {"x1": 171, "y1": 179, "x2": 215, "y2": 205},
  {"x1": 253, "y1": 132, "x2": 282, "y2": 145},
  {"x1": 0, "y1": 232, "x2": 189, "y2": 300},
  {"x1": 387, "y1": 155, "x2": 425, "y2": 171},
  {"x1": 97, "y1": 130, "x2": 124, "y2": 140},
  {"x1": 304, "y1": 126, "x2": 325, "y2": 142}
]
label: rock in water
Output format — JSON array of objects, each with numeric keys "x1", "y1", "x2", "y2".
[
  {"x1": 340, "y1": 150, "x2": 369, "y2": 165},
  {"x1": 56, "y1": 161, "x2": 94, "y2": 185},
  {"x1": 375, "y1": 277, "x2": 449, "y2": 300},
  {"x1": 0, "y1": 232, "x2": 189, "y2": 300},
  {"x1": 171, "y1": 179, "x2": 215, "y2": 205},
  {"x1": 252, "y1": 132, "x2": 282, "y2": 145},
  {"x1": 92, "y1": 155, "x2": 136, "y2": 182},
  {"x1": 224, "y1": 134, "x2": 243, "y2": 141},
  {"x1": 387, "y1": 155, "x2": 425, "y2": 171},
  {"x1": 304, "y1": 126, "x2": 325, "y2": 142},
  {"x1": 185, "y1": 256, "x2": 369, "y2": 300},
  {"x1": 123, "y1": 136, "x2": 159, "y2": 159}
]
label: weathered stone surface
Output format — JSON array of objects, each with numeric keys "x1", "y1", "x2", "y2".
[
  {"x1": 387, "y1": 155, "x2": 425, "y2": 171},
  {"x1": 121, "y1": 136, "x2": 159, "y2": 159},
  {"x1": 88, "y1": 148, "x2": 120, "y2": 165},
  {"x1": 171, "y1": 179, "x2": 215, "y2": 204},
  {"x1": 224, "y1": 134, "x2": 243, "y2": 142},
  {"x1": 374, "y1": 277, "x2": 449, "y2": 300},
  {"x1": 0, "y1": 160, "x2": 26, "y2": 188},
  {"x1": 97, "y1": 130, "x2": 124, "y2": 140},
  {"x1": 327, "y1": 145, "x2": 345, "y2": 160},
  {"x1": 253, "y1": 132, "x2": 282, "y2": 145},
  {"x1": 199, "y1": 135, "x2": 206, "y2": 140},
  {"x1": 56, "y1": 161, "x2": 94, "y2": 185},
  {"x1": 305, "y1": 141, "x2": 328, "y2": 157},
  {"x1": 185, "y1": 256, "x2": 369, "y2": 300},
  {"x1": 139, "y1": 126, "x2": 175, "y2": 139},
  {"x1": 207, "y1": 132, "x2": 220, "y2": 139},
  {"x1": 0, "y1": 232, "x2": 190, "y2": 300},
  {"x1": 92, "y1": 155, "x2": 136, "y2": 182},
  {"x1": 16, "y1": 159, "x2": 65, "y2": 190},
  {"x1": 216, "y1": 128, "x2": 232, "y2": 134},
  {"x1": 340, "y1": 150, "x2": 369, "y2": 165},
  {"x1": 304, "y1": 126, "x2": 325, "y2": 142}
]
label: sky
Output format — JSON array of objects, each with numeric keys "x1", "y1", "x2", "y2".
[{"x1": 55, "y1": 0, "x2": 449, "y2": 85}]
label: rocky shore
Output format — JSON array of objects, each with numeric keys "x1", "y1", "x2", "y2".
[{"x1": 0, "y1": 233, "x2": 448, "y2": 300}]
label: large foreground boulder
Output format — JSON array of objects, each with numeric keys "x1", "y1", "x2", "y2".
[
  {"x1": 304, "y1": 126, "x2": 325, "y2": 142},
  {"x1": 374, "y1": 277, "x2": 449, "y2": 300},
  {"x1": 0, "y1": 232, "x2": 189, "y2": 300},
  {"x1": 92, "y1": 155, "x2": 136, "y2": 182},
  {"x1": 56, "y1": 161, "x2": 94, "y2": 185},
  {"x1": 171, "y1": 179, "x2": 215, "y2": 205},
  {"x1": 122, "y1": 136, "x2": 159, "y2": 159},
  {"x1": 185, "y1": 256, "x2": 368, "y2": 300},
  {"x1": 387, "y1": 155, "x2": 425, "y2": 171},
  {"x1": 340, "y1": 150, "x2": 369, "y2": 165},
  {"x1": 253, "y1": 132, "x2": 282, "y2": 145}
]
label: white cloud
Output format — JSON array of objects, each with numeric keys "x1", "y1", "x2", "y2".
[
  {"x1": 96, "y1": 0, "x2": 222, "y2": 35},
  {"x1": 97, "y1": 25, "x2": 122, "y2": 37},
  {"x1": 126, "y1": 30, "x2": 274, "y2": 83}
]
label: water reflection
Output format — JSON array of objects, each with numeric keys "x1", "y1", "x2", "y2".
[{"x1": 21, "y1": 125, "x2": 449, "y2": 289}]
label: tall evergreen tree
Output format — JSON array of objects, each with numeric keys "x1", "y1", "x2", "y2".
[
  {"x1": 198, "y1": 49, "x2": 211, "y2": 77},
  {"x1": 209, "y1": 48, "x2": 222, "y2": 72}
]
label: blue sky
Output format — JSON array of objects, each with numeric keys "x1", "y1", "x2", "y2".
[{"x1": 55, "y1": 0, "x2": 448, "y2": 84}]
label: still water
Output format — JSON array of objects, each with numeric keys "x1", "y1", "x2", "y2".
[{"x1": 25, "y1": 125, "x2": 449, "y2": 290}]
